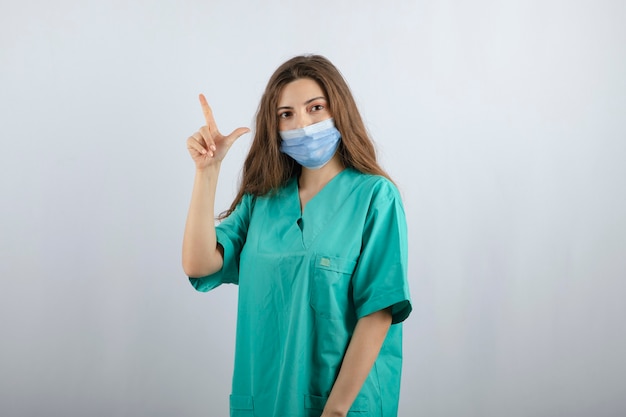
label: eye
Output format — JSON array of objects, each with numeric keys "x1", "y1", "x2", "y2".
[
  {"x1": 310, "y1": 104, "x2": 325, "y2": 112},
  {"x1": 278, "y1": 111, "x2": 292, "y2": 119}
]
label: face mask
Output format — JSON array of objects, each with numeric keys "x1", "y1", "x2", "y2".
[{"x1": 279, "y1": 118, "x2": 341, "y2": 169}]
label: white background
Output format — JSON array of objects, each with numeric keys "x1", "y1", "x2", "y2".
[{"x1": 1, "y1": 0, "x2": 625, "y2": 416}]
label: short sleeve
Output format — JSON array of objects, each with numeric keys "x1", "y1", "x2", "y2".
[
  {"x1": 189, "y1": 194, "x2": 255, "y2": 292},
  {"x1": 352, "y1": 180, "x2": 412, "y2": 324}
]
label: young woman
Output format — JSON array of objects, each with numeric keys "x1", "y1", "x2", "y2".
[{"x1": 183, "y1": 55, "x2": 411, "y2": 417}]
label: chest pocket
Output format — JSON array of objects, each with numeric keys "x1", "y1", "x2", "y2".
[{"x1": 310, "y1": 255, "x2": 357, "y2": 320}]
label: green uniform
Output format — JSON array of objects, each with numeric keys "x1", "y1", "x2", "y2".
[{"x1": 190, "y1": 168, "x2": 412, "y2": 417}]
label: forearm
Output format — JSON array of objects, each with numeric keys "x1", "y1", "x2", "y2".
[
  {"x1": 322, "y1": 309, "x2": 392, "y2": 417},
  {"x1": 182, "y1": 164, "x2": 224, "y2": 277}
]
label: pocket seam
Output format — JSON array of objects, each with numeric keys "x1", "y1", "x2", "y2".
[
  {"x1": 314, "y1": 254, "x2": 357, "y2": 274},
  {"x1": 229, "y1": 394, "x2": 254, "y2": 410}
]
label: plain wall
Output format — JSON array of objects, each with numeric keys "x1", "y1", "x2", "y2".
[{"x1": 1, "y1": 0, "x2": 625, "y2": 416}]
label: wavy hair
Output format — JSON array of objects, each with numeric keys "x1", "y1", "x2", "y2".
[{"x1": 220, "y1": 54, "x2": 391, "y2": 219}]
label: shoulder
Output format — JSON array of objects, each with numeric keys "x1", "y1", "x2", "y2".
[
  {"x1": 257, "y1": 177, "x2": 297, "y2": 202},
  {"x1": 345, "y1": 169, "x2": 403, "y2": 204},
  {"x1": 234, "y1": 192, "x2": 256, "y2": 209},
  {"x1": 222, "y1": 192, "x2": 257, "y2": 222}
]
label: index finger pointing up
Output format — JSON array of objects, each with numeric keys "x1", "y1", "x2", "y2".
[{"x1": 198, "y1": 93, "x2": 215, "y2": 127}]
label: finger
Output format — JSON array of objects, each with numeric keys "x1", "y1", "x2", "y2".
[
  {"x1": 188, "y1": 144, "x2": 208, "y2": 156},
  {"x1": 198, "y1": 126, "x2": 216, "y2": 151},
  {"x1": 191, "y1": 131, "x2": 209, "y2": 148},
  {"x1": 187, "y1": 136, "x2": 208, "y2": 155},
  {"x1": 198, "y1": 94, "x2": 216, "y2": 127}
]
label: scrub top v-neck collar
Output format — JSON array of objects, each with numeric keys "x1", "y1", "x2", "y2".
[{"x1": 285, "y1": 168, "x2": 354, "y2": 250}]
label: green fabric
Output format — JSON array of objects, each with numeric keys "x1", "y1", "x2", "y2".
[{"x1": 190, "y1": 168, "x2": 412, "y2": 417}]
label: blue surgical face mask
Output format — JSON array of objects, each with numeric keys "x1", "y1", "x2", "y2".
[{"x1": 279, "y1": 118, "x2": 341, "y2": 169}]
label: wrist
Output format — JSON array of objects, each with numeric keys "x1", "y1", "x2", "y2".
[
  {"x1": 195, "y1": 162, "x2": 221, "y2": 176},
  {"x1": 321, "y1": 410, "x2": 346, "y2": 417},
  {"x1": 321, "y1": 405, "x2": 347, "y2": 417}
]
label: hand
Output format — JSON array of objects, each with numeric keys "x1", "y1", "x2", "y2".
[
  {"x1": 320, "y1": 411, "x2": 346, "y2": 417},
  {"x1": 186, "y1": 93, "x2": 250, "y2": 170}
]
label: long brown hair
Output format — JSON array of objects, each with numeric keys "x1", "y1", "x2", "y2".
[{"x1": 220, "y1": 54, "x2": 392, "y2": 219}]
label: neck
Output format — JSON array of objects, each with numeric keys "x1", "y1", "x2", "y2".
[{"x1": 298, "y1": 154, "x2": 345, "y2": 191}]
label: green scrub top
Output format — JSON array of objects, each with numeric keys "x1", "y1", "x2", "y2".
[{"x1": 190, "y1": 168, "x2": 412, "y2": 417}]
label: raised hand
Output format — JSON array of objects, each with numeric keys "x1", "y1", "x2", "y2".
[{"x1": 186, "y1": 94, "x2": 250, "y2": 170}]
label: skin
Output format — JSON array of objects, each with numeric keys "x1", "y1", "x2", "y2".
[
  {"x1": 182, "y1": 93, "x2": 249, "y2": 277},
  {"x1": 182, "y1": 79, "x2": 392, "y2": 417},
  {"x1": 276, "y1": 78, "x2": 345, "y2": 211}
]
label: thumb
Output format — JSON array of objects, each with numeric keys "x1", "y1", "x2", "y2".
[{"x1": 226, "y1": 127, "x2": 251, "y2": 145}]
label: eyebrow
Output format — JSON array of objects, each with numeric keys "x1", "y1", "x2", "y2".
[{"x1": 277, "y1": 96, "x2": 327, "y2": 111}]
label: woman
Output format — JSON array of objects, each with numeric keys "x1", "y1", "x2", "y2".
[{"x1": 183, "y1": 55, "x2": 411, "y2": 417}]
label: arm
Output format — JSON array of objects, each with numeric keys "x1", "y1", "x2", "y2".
[
  {"x1": 182, "y1": 163, "x2": 224, "y2": 277},
  {"x1": 321, "y1": 308, "x2": 393, "y2": 417},
  {"x1": 181, "y1": 94, "x2": 249, "y2": 277}
]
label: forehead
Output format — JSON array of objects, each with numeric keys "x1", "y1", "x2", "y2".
[{"x1": 278, "y1": 78, "x2": 325, "y2": 105}]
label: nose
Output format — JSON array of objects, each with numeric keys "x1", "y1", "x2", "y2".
[{"x1": 295, "y1": 111, "x2": 313, "y2": 129}]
